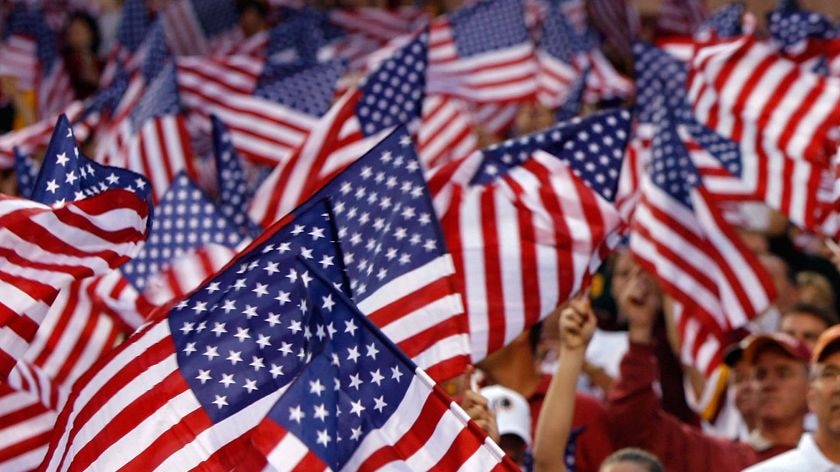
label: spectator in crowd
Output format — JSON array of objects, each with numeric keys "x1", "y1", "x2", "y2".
[
  {"x1": 533, "y1": 294, "x2": 597, "y2": 472},
  {"x1": 482, "y1": 384, "x2": 533, "y2": 467},
  {"x1": 606, "y1": 267, "x2": 811, "y2": 471},
  {"x1": 599, "y1": 448, "x2": 664, "y2": 472},
  {"x1": 796, "y1": 271, "x2": 836, "y2": 313},
  {"x1": 237, "y1": 0, "x2": 269, "y2": 38},
  {"x1": 744, "y1": 324, "x2": 840, "y2": 470},
  {"x1": 780, "y1": 303, "x2": 838, "y2": 350},
  {"x1": 478, "y1": 315, "x2": 613, "y2": 472},
  {"x1": 62, "y1": 11, "x2": 102, "y2": 99}
]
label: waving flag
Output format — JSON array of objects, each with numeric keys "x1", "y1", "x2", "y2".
[
  {"x1": 41, "y1": 124, "x2": 468, "y2": 470},
  {"x1": 249, "y1": 31, "x2": 428, "y2": 226},
  {"x1": 211, "y1": 116, "x2": 261, "y2": 237},
  {"x1": 434, "y1": 110, "x2": 630, "y2": 361},
  {"x1": 298, "y1": 126, "x2": 469, "y2": 379},
  {"x1": 0, "y1": 165, "x2": 151, "y2": 380},
  {"x1": 630, "y1": 110, "x2": 776, "y2": 374},
  {"x1": 427, "y1": 0, "x2": 537, "y2": 105},
  {"x1": 14, "y1": 148, "x2": 39, "y2": 199},
  {"x1": 241, "y1": 261, "x2": 514, "y2": 471},
  {"x1": 121, "y1": 171, "x2": 245, "y2": 305},
  {"x1": 2, "y1": 5, "x2": 74, "y2": 119},
  {"x1": 106, "y1": 63, "x2": 196, "y2": 201},
  {"x1": 178, "y1": 57, "x2": 344, "y2": 166},
  {"x1": 687, "y1": 35, "x2": 840, "y2": 231},
  {"x1": 162, "y1": 0, "x2": 241, "y2": 56}
]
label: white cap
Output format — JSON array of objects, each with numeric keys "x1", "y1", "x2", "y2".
[{"x1": 480, "y1": 385, "x2": 532, "y2": 446}]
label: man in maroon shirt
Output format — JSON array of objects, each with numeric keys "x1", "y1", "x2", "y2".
[{"x1": 606, "y1": 283, "x2": 811, "y2": 472}]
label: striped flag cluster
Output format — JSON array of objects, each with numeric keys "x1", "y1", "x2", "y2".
[
  {"x1": 39, "y1": 124, "x2": 478, "y2": 470},
  {"x1": 249, "y1": 30, "x2": 429, "y2": 226},
  {"x1": 433, "y1": 109, "x2": 630, "y2": 361},
  {"x1": 687, "y1": 35, "x2": 840, "y2": 232},
  {"x1": 241, "y1": 262, "x2": 513, "y2": 471}
]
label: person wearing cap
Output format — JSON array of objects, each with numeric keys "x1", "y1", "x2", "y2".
[
  {"x1": 605, "y1": 282, "x2": 810, "y2": 471},
  {"x1": 743, "y1": 324, "x2": 840, "y2": 471},
  {"x1": 482, "y1": 385, "x2": 533, "y2": 467}
]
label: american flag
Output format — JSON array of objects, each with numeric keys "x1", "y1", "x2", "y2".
[
  {"x1": 2, "y1": 5, "x2": 74, "y2": 119},
  {"x1": 324, "y1": 6, "x2": 427, "y2": 72},
  {"x1": 100, "y1": 0, "x2": 152, "y2": 84},
  {"x1": 257, "y1": 12, "x2": 329, "y2": 83},
  {"x1": 211, "y1": 115, "x2": 261, "y2": 237},
  {"x1": 178, "y1": 57, "x2": 344, "y2": 167},
  {"x1": 109, "y1": 63, "x2": 196, "y2": 202},
  {"x1": 434, "y1": 109, "x2": 630, "y2": 362},
  {"x1": 121, "y1": 171, "x2": 246, "y2": 305},
  {"x1": 39, "y1": 201, "x2": 340, "y2": 472},
  {"x1": 0, "y1": 362, "x2": 57, "y2": 471},
  {"x1": 630, "y1": 110, "x2": 776, "y2": 374},
  {"x1": 14, "y1": 148, "x2": 39, "y2": 199},
  {"x1": 555, "y1": 67, "x2": 588, "y2": 122},
  {"x1": 40, "y1": 126, "x2": 467, "y2": 469},
  {"x1": 161, "y1": 0, "x2": 241, "y2": 56},
  {"x1": 31, "y1": 114, "x2": 154, "y2": 207},
  {"x1": 297, "y1": 126, "x2": 470, "y2": 380},
  {"x1": 427, "y1": 0, "x2": 537, "y2": 106},
  {"x1": 0, "y1": 147, "x2": 152, "y2": 380},
  {"x1": 536, "y1": 1, "x2": 632, "y2": 109},
  {"x1": 416, "y1": 93, "x2": 479, "y2": 170},
  {"x1": 687, "y1": 35, "x2": 840, "y2": 232},
  {"x1": 0, "y1": 25, "x2": 38, "y2": 90},
  {"x1": 695, "y1": 3, "x2": 750, "y2": 40},
  {"x1": 768, "y1": 6, "x2": 836, "y2": 54},
  {"x1": 249, "y1": 31, "x2": 428, "y2": 226},
  {"x1": 240, "y1": 260, "x2": 515, "y2": 471},
  {"x1": 657, "y1": 0, "x2": 708, "y2": 37},
  {"x1": 536, "y1": 0, "x2": 586, "y2": 109}
]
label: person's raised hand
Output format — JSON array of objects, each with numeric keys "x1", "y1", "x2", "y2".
[{"x1": 559, "y1": 293, "x2": 596, "y2": 352}]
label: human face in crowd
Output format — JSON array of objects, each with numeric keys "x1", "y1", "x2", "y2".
[
  {"x1": 600, "y1": 462, "x2": 649, "y2": 472},
  {"x1": 781, "y1": 311, "x2": 829, "y2": 350},
  {"x1": 753, "y1": 347, "x2": 809, "y2": 425},
  {"x1": 759, "y1": 253, "x2": 799, "y2": 313},
  {"x1": 610, "y1": 251, "x2": 634, "y2": 302},
  {"x1": 808, "y1": 350, "x2": 840, "y2": 438},
  {"x1": 732, "y1": 359, "x2": 758, "y2": 430}
]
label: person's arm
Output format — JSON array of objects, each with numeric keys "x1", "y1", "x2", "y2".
[{"x1": 533, "y1": 295, "x2": 596, "y2": 472}]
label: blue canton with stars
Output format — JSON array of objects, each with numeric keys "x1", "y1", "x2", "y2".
[
  {"x1": 555, "y1": 68, "x2": 588, "y2": 122},
  {"x1": 131, "y1": 62, "x2": 181, "y2": 132},
  {"x1": 188, "y1": 0, "x2": 238, "y2": 37},
  {"x1": 356, "y1": 32, "x2": 427, "y2": 137},
  {"x1": 121, "y1": 172, "x2": 244, "y2": 290},
  {"x1": 633, "y1": 43, "x2": 742, "y2": 179},
  {"x1": 170, "y1": 200, "x2": 347, "y2": 423},
  {"x1": 476, "y1": 109, "x2": 631, "y2": 202},
  {"x1": 264, "y1": 260, "x2": 413, "y2": 469},
  {"x1": 697, "y1": 3, "x2": 746, "y2": 39},
  {"x1": 303, "y1": 125, "x2": 443, "y2": 301},
  {"x1": 448, "y1": 0, "x2": 528, "y2": 58},
  {"x1": 257, "y1": 12, "x2": 328, "y2": 83},
  {"x1": 540, "y1": 0, "x2": 592, "y2": 64},
  {"x1": 30, "y1": 114, "x2": 153, "y2": 207},
  {"x1": 5, "y1": 5, "x2": 57, "y2": 70},
  {"x1": 14, "y1": 148, "x2": 38, "y2": 199},
  {"x1": 117, "y1": 0, "x2": 151, "y2": 53},
  {"x1": 254, "y1": 60, "x2": 345, "y2": 118},
  {"x1": 649, "y1": 110, "x2": 703, "y2": 209},
  {"x1": 211, "y1": 115, "x2": 261, "y2": 237},
  {"x1": 140, "y1": 20, "x2": 172, "y2": 84},
  {"x1": 768, "y1": 7, "x2": 837, "y2": 52}
]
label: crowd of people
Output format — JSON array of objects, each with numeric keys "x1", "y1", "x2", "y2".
[{"x1": 1, "y1": 0, "x2": 840, "y2": 471}]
